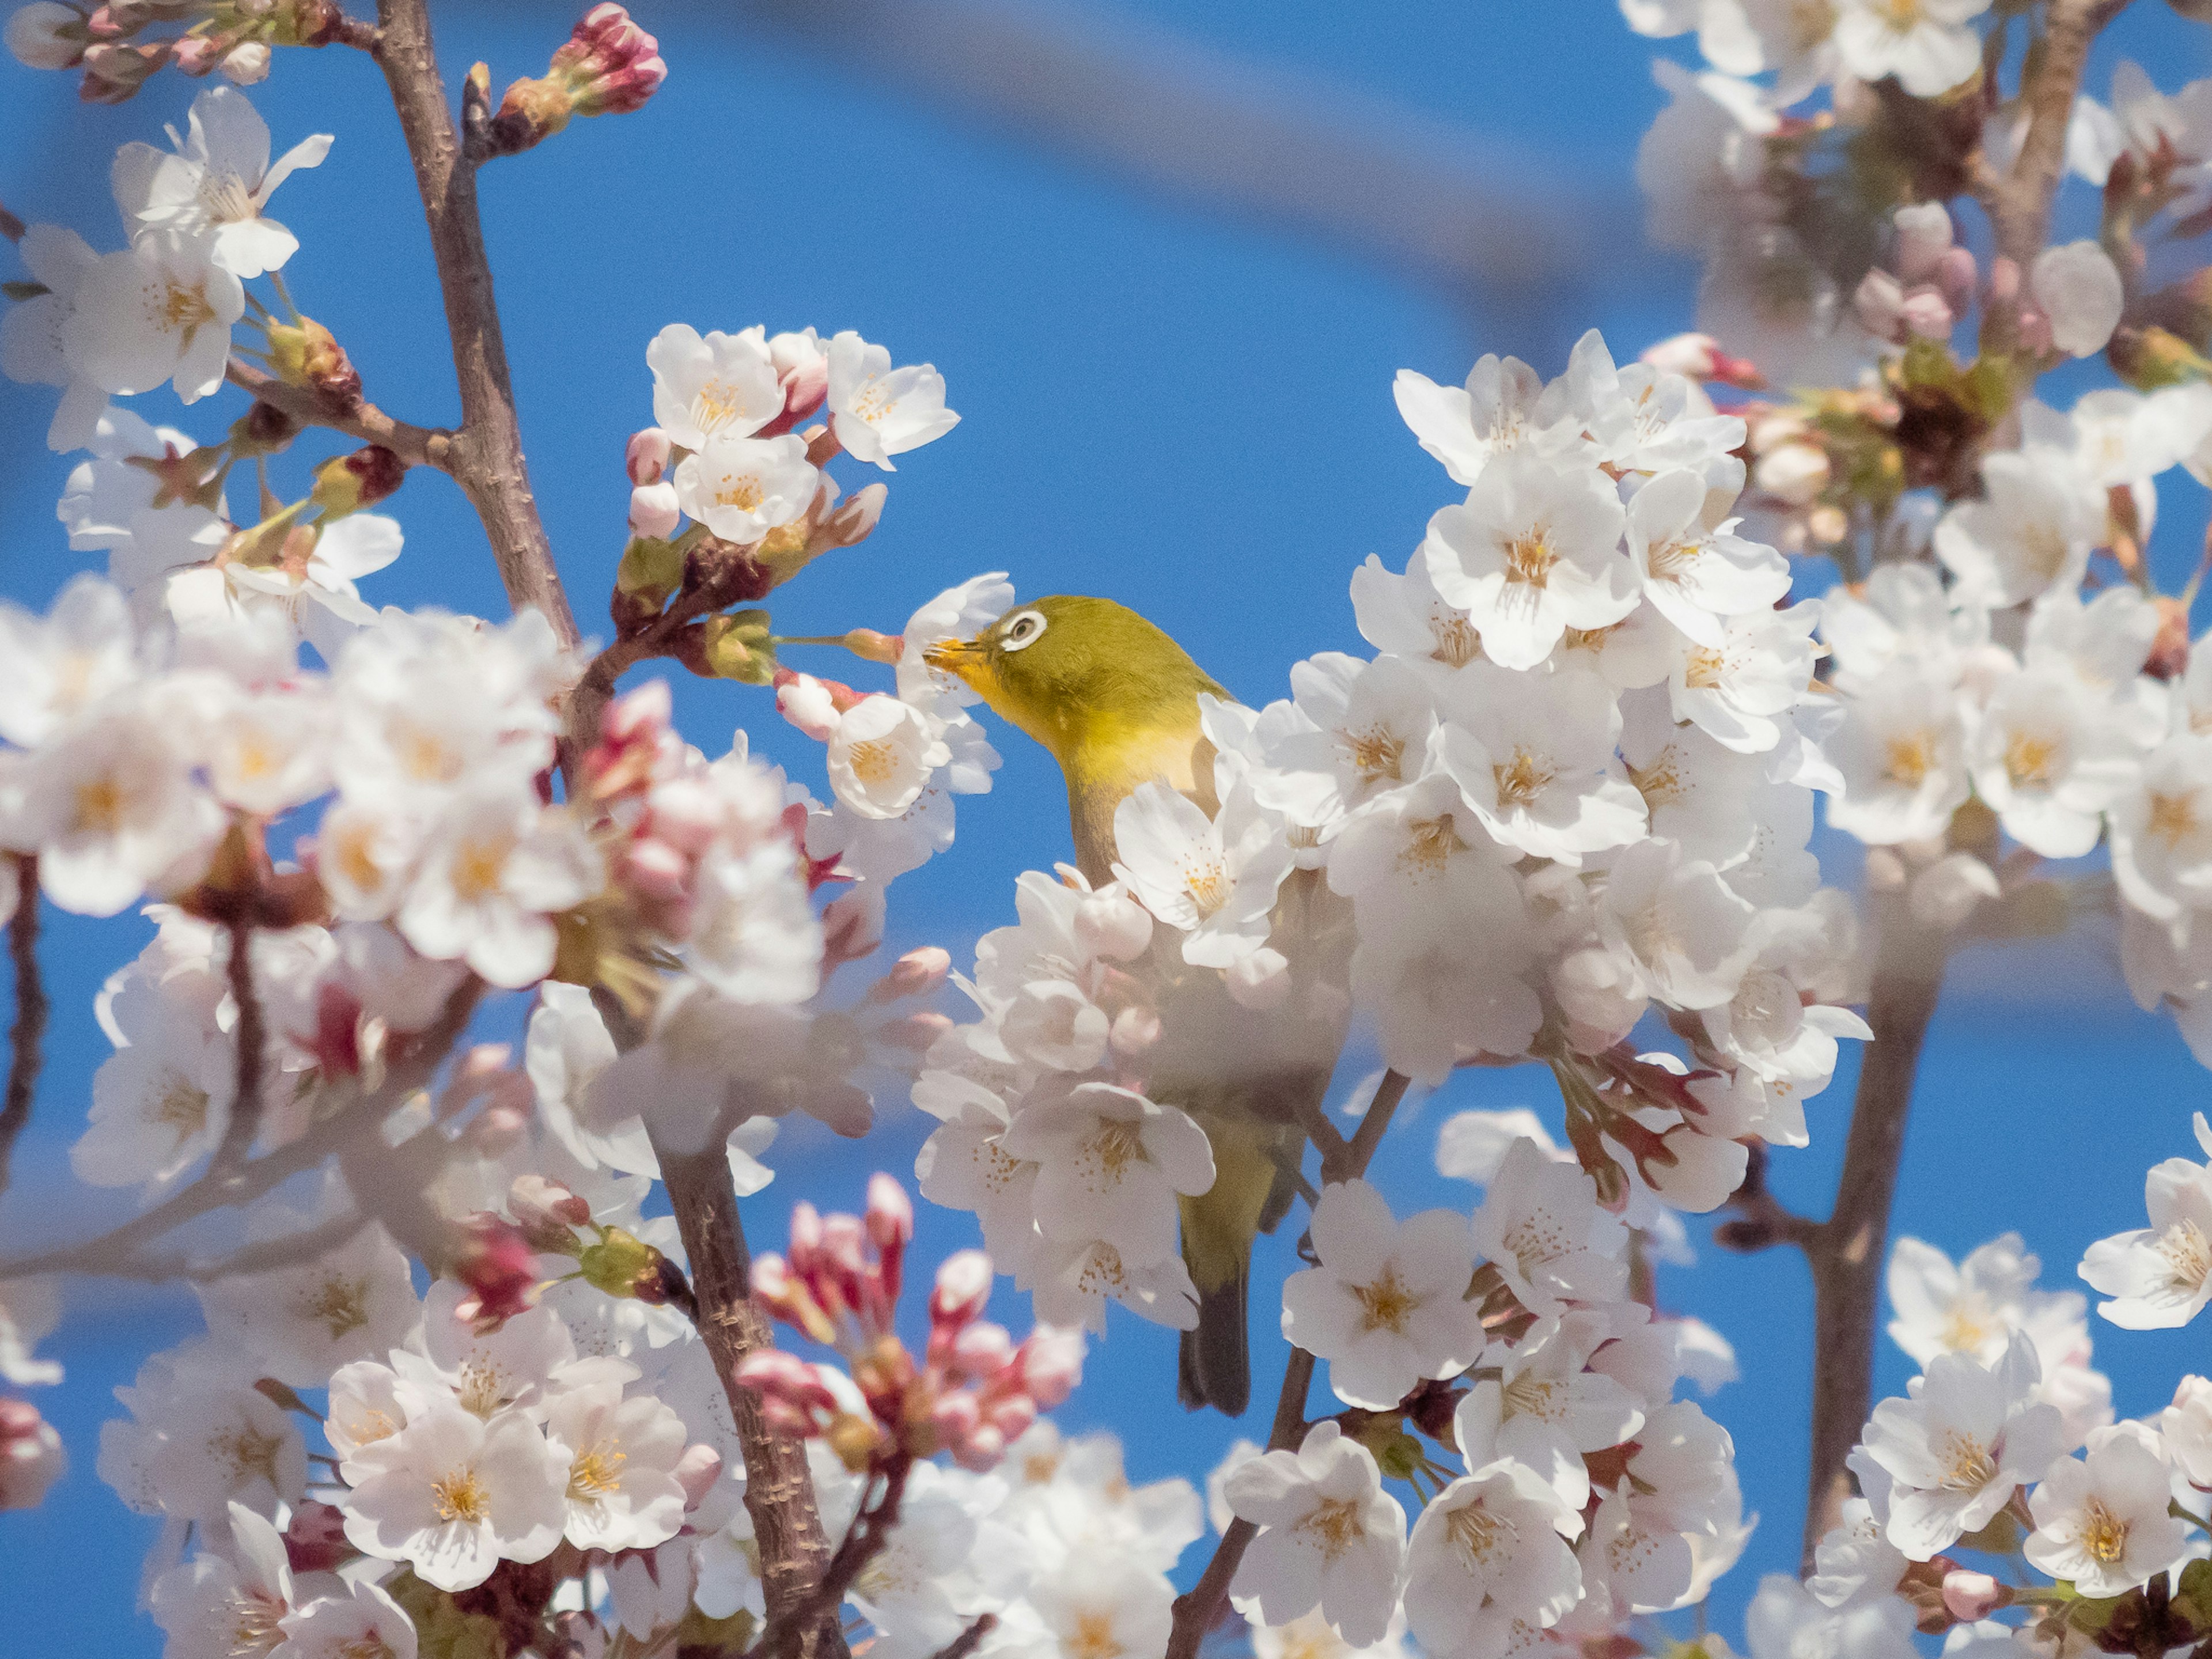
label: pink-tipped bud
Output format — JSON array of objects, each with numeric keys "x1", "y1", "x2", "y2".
[
  {"x1": 751, "y1": 1252, "x2": 838, "y2": 1346},
  {"x1": 774, "y1": 671, "x2": 842, "y2": 741},
  {"x1": 734, "y1": 1350, "x2": 837, "y2": 1434},
  {"x1": 673, "y1": 1443, "x2": 724, "y2": 1508},
  {"x1": 1013, "y1": 1325, "x2": 1085, "y2": 1408},
  {"x1": 984, "y1": 1394, "x2": 1037, "y2": 1445},
  {"x1": 171, "y1": 34, "x2": 220, "y2": 75},
  {"x1": 308, "y1": 979, "x2": 364, "y2": 1078},
  {"x1": 0, "y1": 1399, "x2": 63, "y2": 1512},
  {"x1": 950, "y1": 1423, "x2": 1005, "y2": 1472},
  {"x1": 510, "y1": 1174, "x2": 592, "y2": 1252},
  {"x1": 931, "y1": 1249, "x2": 995, "y2": 1332},
  {"x1": 866, "y1": 945, "x2": 953, "y2": 1005},
  {"x1": 930, "y1": 1388, "x2": 982, "y2": 1444},
  {"x1": 620, "y1": 836, "x2": 691, "y2": 904},
  {"x1": 449, "y1": 1213, "x2": 542, "y2": 1333},
  {"x1": 1640, "y1": 332, "x2": 1719, "y2": 379},
  {"x1": 1899, "y1": 287, "x2": 1955, "y2": 340},
  {"x1": 626, "y1": 426, "x2": 673, "y2": 485},
  {"x1": 1892, "y1": 202, "x2": 1954, "y2": 285},
  {"x1": 629, "y1": 480, "x2": 680, "y2": 539},
  {"x1": 866, "y1": 1174, "x2": 914, "y2": 1252},
  {"x1": 950, "y1": 1321, "x2": 1016, "y2": 1380},
  {"x1": 1941, "y1": 1571, "x2": 2008, "y2": 1622}
]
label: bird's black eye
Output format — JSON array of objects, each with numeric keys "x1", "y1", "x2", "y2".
[{"x1": 1001, "y1": 609, "x2": 1047, "y2": 652}]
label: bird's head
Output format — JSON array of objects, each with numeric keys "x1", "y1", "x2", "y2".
[{"x1": 922, "y1": 594, "x2": 1226, "y2": 762}]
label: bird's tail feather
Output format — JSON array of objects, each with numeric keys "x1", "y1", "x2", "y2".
[{"x1": 1177, "y1": 1253, "x2": 1250, "y2": 1415}]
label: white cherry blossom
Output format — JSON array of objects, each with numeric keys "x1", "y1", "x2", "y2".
[
  {"x1": 647, "y1": 323, "x2": 783, "y2": 448},
  {"x1": 2080, "y1": 1115, "x2": 2212, "y2": 1329},
  {"x1": 340, "y1": 1403, "x2": 569, "y2": 1592},
  {"x1": 2024, "y1": 1421, "x2": 2187, "y2": 1596},
  {"x1": 1402, "y1": 1463, "x2": 1582, "y2": 1653},
  {"x1": 65, "y1": 233, "x2": 244, "y2": 403},
  {"x1": 1222, "y1": 1420, "x2": 1407, "y2": 1646},
  {"x1": 274, "y1": 1580, "x2": 420, "y2": 1659},
  {"x1": 999, "y1": 1082, "x2": 1214, "y2": 1266},
  {"x1": 672, "y1": 431, "x2": 818, "y2": 544},
  {"x1": 1471, "y1": 1137, "x2": 1630, "y2": 1316},
  {"x1": 1625, "y1": 468, "x2": 1790, "y2": 646},
  {"x1": 112, "y1": 86, "x2": 330, "y2": 278},
  {"x1": 1281, "y1": 1179, "x2": 1483, "y2": 1410},
  {"x1": 1832, "y1": 0, "x2": 1988, "y2": 98},
  {"x1": 826, "y1": 330, "x2": 960, "y2": 469}
]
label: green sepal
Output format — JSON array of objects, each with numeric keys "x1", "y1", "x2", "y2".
[
  {"x1": 616, "y1": 534, "x2": 684, "y2": 601},
  {"x1": 703, "y1": 609, "x2": 777, "y2": 685},
  {"x1": 1357, "y1": 1421, "x2": 1426, "y2": 1482}
]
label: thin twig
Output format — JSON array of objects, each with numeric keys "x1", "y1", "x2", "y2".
[
  {"x1": 1289, "y1": 1094, "x2": 1352, "y2": 1180},
  {"x1": 369, "y1": 0, "x2": 581, "y2": 653},
  {"x1": 225, "y1": 359, "x2": 453, "y2": 473},
  {"x1": 0, "y1": 857, "x2": 46, "y2": 1204},
  {"x1": 210, "y1": 921, "x2": 266, "y2": 1175},
  {"x1": 0, "y1": 200, "x2": 23, "y2": 243},
  {"x1": 0, "y1": 978, "x2": 482, "y2": 1283},
  {"x1": 1342, "y1": 1069, "x2": 1409, "y2": 1179},
  {"x1": 174, "y1": 1209, "x2": 371, "y2": 1283}
]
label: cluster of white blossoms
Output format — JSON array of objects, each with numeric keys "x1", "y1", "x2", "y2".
[
  {"x1": 86, "y1": 1065, "x2": 1203, "y2": 1659},
  {"x1": 1198, "y1": 1127, "x2": 1751, "y2": 1659},
  {"x1": 1767, "y1": 1123, "x2": 2212, "y2": 1659}
]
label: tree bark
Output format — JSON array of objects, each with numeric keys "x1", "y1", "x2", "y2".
[
  {"x1": 369, "y1": 0, "x2": 581, "y2": 647},
  {"x1": 650, "y1": 1135, "x2": 847, "y2": 1658}
]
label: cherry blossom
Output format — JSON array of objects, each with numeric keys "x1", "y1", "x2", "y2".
[
  {"x1": 1222, "y1": 1420, "x2": 1408, "y2": 1646},
  {"x1": 112, "y1": 86, "x2": 331, "y2": 278}
]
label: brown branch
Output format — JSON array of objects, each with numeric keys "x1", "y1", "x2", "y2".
[
  {"x1": 325, "y1": 13, "x2": 382, "y2": 51},
  {"x1": 1342, "y1": 1069, "x2": 1409, "y2": 1180},
  {"x1": 925, "y1": 1616, "x2": 998, "y2": 1659},
  {"x1": 649, "y1": 1127, "x2": 847, "y2": 1659},
  {"x1": 1715, "y1": 1143, "x2": 1822, "y2": 1255},
  {"x1": 368, "y1": 0, "x2": 581, "y2": 650},
  {"x1": 1168, "y1": 1071, "x2": 1406, "y2": 1658},
  {"x1": 0, "y1": 978, "x2": 482, "y2": 1282},
  {"x1": 1980, "y1": 0, "x2": 2131, "y2": 353},
  {"x1": 0, "y1": 857, "x2": 46, "y2": 1203},
  {"x1": 748, "y1": 1456, "x2": 913, "y2": 1659},
  {"x1": 225, "y1": 360, "x2": 454, "y2": 474},
  {"x1": 0, "y1": 200, "x2": 23, "y2": 243},
  {"x1": 210, "y1": 921, "x2": 266, "y2": 1175},
  {"x1": 1797, "y1": 899, "x2": 1946, "y2": 1566}
]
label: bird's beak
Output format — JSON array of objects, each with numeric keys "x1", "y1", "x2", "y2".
[{"x1": 921, "y1": 635, "x2": 984, "y2": 686}]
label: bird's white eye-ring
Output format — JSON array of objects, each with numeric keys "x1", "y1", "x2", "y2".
[{"x1": 1000, "y1": 610, "x2": 1047, "y2": 652}]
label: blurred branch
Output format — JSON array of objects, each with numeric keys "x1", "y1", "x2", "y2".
[
  {"x1": 210, "y1": 921, "x2": 266, "y2": 1176},
  {"x1": 0, "y1": 856, "x2": 44, "y2": 1205},
  {"x1": 0, "y1": 977, "x2": 482, "y2": 1283},
  {"x1": 718, "y1": 0, "x2": 1611, "y2": 312}
]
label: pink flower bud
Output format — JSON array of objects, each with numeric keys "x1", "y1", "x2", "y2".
[
  {"x1": 1640, "y1": 332, "x2": 1719, "y2": 378},
  {"x1": 930, "y1": 1388, "x2": 982, "y2": 1443},
  {"x1": 1853, "y1": 268, "x2": 1907, "y2": 342},
  {"x1": 1941, "y1": 1571, "x2": 2007, "y2": 1622},
  {"x1": 509, "y1": 1174, "x2": 592, "y2": 1252},
  {"x1": 171, "y1": 35, "x2": 220, "y2": 75},
  {"x1": 449, "y1": 1214, "x2": 542, "y2": 1332},
  {"x1": 866, "y1": 945, "x2": 953, "y2": 1005},
  {"x1": 626, "y1": 427, "x2": 672, "y2": 485},
  {"x1": 1754, "y1": 441, "x2": 1831, "y2": 507},
  {"x1": 629, "y1": 480, "x2": 680, "y2": 539},
  {"x1": 950, "y1": 1321, "x2": 1016, "y2": 1378},
  {"x1": 283, "y1": 1500, "x2": 350, "y2": 1573},
  {"x1": 1013, "y1": 1326, "x2": 1085, "y2": 1407},
  {"x1": 752, "y1": 1252, "x2": 838, "y2": 1346},
  {"x1": 1898, "y1": 287, "x2": 1954, "y2": 340},
  {"x1": 1892, "y1": 202, "x2": 1954, "y2": 285},
  {"x1": 734, "y1": 1350, "x2": 836, "y2": 1430},
  {"x1": 620, "y1": 836, "x2": 691, "y2": 904},
  {"x1": 0, "y1": 1399, "x2": 63, "y2": 1513},
  {"x1": 673, "y1": 1443, "x2": 723, "y2": 1508},
  {"x1": 950, "y1": 1423, "x2": 1005, "y2": 1472},
  {"x1": 931, "y1": 1249, "x2": 995, "y2": 1331},
  {"x1": 821, "y1": 884, "x2": 886, "y2": 967},
  {"x1": 774, "y1": 671, "x2": 841, "y2": 741},
  {"x1": 984, "y1": 1394, "x2": 1037, "y2": 1444}
]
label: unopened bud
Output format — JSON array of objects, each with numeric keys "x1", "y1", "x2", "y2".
[
  {"x1": 814, "y1": 483, "x2": 887, "y2": 553},
  {"x1": 310, "y1": 446, "x2": 404, "y2": 518},
  {"x1": 282, "y1": 1499, "x2": 349, "y2": 1573},
  {"x1": 1109, "y1": 1004, "x2": 1161, "y2": 1064},
  {"x1": 1754, "y1": 441, "x2": 1830, "y2": 507},
  {"x1": 266, "y1": 315, "x2": 360, "y2": 403},
  {"x1": 1074, "y1": 889, "x2": 1152, "y2": 961},
  {"x1": 509, "y1": 1174, "x2": 592, "y2": 1254},
  {"x1": 1892, "y1": 202, "x2": 1953, "y2": 285},
  {"x1": 1013, "y1": 1325, "x2": 1085, "y2": 1407},
  {"x1": 1897, "y1": 288, "x2": 1953, "y2": 341},
  {"x1": 7, "y1": 3, "x2": 89, "y2": 70},
  {"x1": 488, "y1": 3, "x2": 665, "y2": 156},
  {"x1": 171, "y1": 33, "x2": 219, "y2": 75},
  {"x1": 449, "y1": 1213, "x2": 541, "y2": 1333},
  {"x1": 626, "y1": 426, "x2": 672, "y2": 484},
  {"x1": 229, "y1": 400, "x2": 301, "y2": 456},
  {"x1": 615, "y1": 533, "x2": 683, "y2": 605},
  {"x1": 866, "y1": 1173, "x2": 913, "y2": 1260},
  {"x1": 577, "y1": 1225, "x2": 672, "y2": 1303},
  {"x1": 1940, "y1": 1571, "x2": 2008, "y2": 1622},
  {"x1": 2148, "y1": 594, "x2": 2192, "y2": 681},
  {"x1": 866, "y1": 946, "x2": 953, "y2": 1006},
  {"x1": 825, "y1": 1410, "x2": 883, "y2": 1472},
  {"x1": 931, "y1": 1249, "x2": 994, "y2": 1330},
  {"x1": 78, "y1": 39, "x2": 166, "y2": 101},
  {"x1": 875, "y1": 1011, "x2": 953, "y2": 1052},
  {"x1": 219, "y1": 39, "x2": 270, "y2": 84},
  {"x1": 628, "y1": 480, "x2": 680, "y2": 539}
]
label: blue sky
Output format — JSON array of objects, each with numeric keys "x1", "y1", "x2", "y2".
[{"x1": 2, "y1": 2, "x2": 2211, "y2": 1652}]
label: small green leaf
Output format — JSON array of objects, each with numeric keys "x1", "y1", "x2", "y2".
[{"x1": 703, "y1": 608, "x2": 778, "y2": 685}]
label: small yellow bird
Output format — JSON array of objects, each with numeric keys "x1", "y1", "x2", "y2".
[{"x1": 925, "y1": 596, "x2": 1350, "y2": 1415}]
